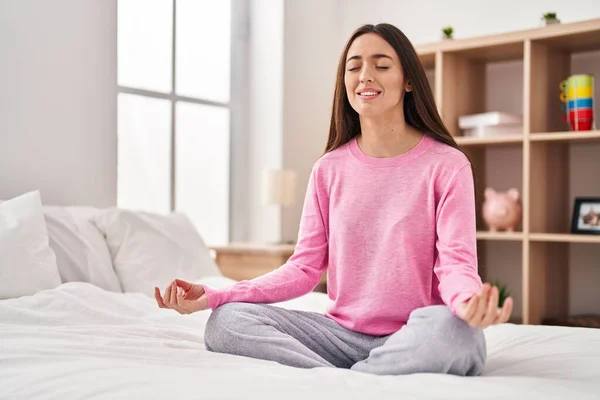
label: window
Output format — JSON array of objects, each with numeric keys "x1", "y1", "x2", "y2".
[{"x1": 117, "y1": 0, "x2": 233, "y2": 246}]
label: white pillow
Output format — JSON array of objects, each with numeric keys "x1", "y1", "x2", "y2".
[
  {"x1": 43, "y1": 206, "x2": 122, "y2": 293},
  {"x1": 0, "y1": 191, "x2": 62, "y2": 299},
  {"x1": 93, "y1": 208, "x2": 222, "y2": 297}
]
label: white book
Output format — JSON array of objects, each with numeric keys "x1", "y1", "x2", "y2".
[
  {"x1": 459, "y1": 112, "x2": 523, "y2": 129},
  {"x1": 463, "y1": 124, "x2": 523, "y2": 137}
]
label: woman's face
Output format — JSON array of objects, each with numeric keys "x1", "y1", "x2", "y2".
[{"x1": 344, "y1": 33, "x2": 411, "y2": 118}]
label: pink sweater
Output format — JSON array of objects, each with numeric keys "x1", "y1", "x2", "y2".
[{"x1": 203, "y1": 134, "x2": 483, "y2": 335}]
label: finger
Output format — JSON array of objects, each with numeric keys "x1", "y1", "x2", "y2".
[
  {"x1": 495, "y1": 297, "x2": 514, "y2": 324},
  {"x1": 163, "y1": 283, "x2": 188, "y2": 314},
  {"x1": 473, "y1": 284, "x2": 490, "y2": 326},
  {"x1": 481, "y1": 286, "x2": 499, "y2": 328},
  {"x1": 467, "y1": 296, "x2": 482, "y2": 326},
  {"x1": 163, "y1": 283, "x2": 172, "y2": 306},
  {"x1": 176, "y1": 287, "x2": 184, "y2": 307},
  {"x1": 462, "y1": 295, "x2": 478, "y2": 322},
  {"x1": 175, "y1": 288, "x2": 191, "y2": 314},
  {"x1": 154, "y1": 287, "x2": 167, "y2": 308},
  {"x1": 175, "y1": 279, "x2": 192, "y2": 291},
  {"x1": 169, "y1": 281, "x2": 177, "y2": 306}
]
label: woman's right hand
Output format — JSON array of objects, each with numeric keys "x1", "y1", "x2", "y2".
[{"x1": 154, "y1": 279, "x2": 209, "y2": 314}]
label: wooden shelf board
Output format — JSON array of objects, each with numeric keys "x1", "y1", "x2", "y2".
[
  {"x1": 415, "y1": 17, "x2": 600, "y2": 57},
  {"x1": 528, "y1": 233, "x2": 600, "y2": 244},
  {"x1": 529, "y1": 130, "x2": 600, "y2": 143},
  {"x1": 453, "y1": 131, "x2": 600, "y2": 145},
  {"x1": 476, "y1": 231, "x2": 524, "y2": 241},
  {"x1": 535, "y1": 28, "x2": 600, "y2": 53},
  {"x1": 455, "y1": 134, "x2": 524, "y2": 146}
]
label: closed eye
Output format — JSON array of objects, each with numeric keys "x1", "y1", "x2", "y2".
[{"x1": 347, "y1": 66, "x2": 389, "y2": 72}]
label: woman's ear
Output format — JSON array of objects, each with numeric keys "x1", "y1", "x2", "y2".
[{"x1": 405, "y1": 81, "x2": 413, "y2": 92}]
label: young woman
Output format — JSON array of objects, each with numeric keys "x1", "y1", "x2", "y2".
[{"x1": 155, "y1": 23, "x2": 513, "y2": 376}]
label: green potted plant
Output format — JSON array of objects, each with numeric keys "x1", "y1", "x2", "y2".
[
  {"x1": 542, "y1": 12, "x2": 560, "y2": 26},
  {"x1": 491, "y1": 280, "x2": 511, "y2": 308},
  {"x1": 441, "y1": 26, "x2": 454, "y2": 40}
]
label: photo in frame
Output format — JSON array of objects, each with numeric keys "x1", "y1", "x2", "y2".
[{"x1": 571, "y1": 197, "x2": 600, "y2": 235}]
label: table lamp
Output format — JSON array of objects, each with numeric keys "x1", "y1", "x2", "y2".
[{"x1": 263, "y1": 168, "x2": 297, "y2": 244}]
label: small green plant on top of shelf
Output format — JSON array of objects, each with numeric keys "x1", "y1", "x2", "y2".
[
  {"x1": 542, "y1": 12, "x2": 560, "y2": 25},
  {"x1": 491, "y1": 280, "x2": 511, "y2": 308},
  {"x1": 441, "y1": 26, "x2": 454, "y2": 40}
]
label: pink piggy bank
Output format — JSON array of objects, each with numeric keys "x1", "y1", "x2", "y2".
[{"x1": 482, "y1": 188, "x2": 522, "y2": 232}]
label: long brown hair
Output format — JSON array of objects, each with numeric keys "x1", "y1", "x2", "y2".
[{"x1": 325, "y1": 23, "x2": 460, "y2": 154}]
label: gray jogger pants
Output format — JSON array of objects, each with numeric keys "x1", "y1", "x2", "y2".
[{"x1": 204, "y1": 303, "x2": 486, "y2": 376}]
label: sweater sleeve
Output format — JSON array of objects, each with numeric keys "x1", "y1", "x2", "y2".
[
  {"x1": 434, "y1": 163, "x2": 483, "y2": 315},
  {"x1": 202, "y1": 164, "x2": 329, "y2": 309}
]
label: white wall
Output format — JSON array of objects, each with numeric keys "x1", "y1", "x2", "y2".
[
  {"x1": 0, "y1": 0, "x2": 117, "y2": 207},
  {"x1": 281, "y1": 0, "x2": 343, "y2": 242},
  {"x1": 240, "y1": 0, "x2": 342, "y2": 243},
  {"x1": 245, "y1": 0, "x2": 285, "y2": 243}
]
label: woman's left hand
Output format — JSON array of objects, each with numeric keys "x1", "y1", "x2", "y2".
[{"x1": 456, "y1": 283, "x2": 513, "y2": 328}]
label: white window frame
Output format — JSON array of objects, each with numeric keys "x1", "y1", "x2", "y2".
[{"x1": 117, "y1": 0, "x2": 248, "y2": 244}]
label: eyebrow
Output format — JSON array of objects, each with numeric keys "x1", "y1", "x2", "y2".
[{"x1": 346, "y1": 54, "x2": 393, "y2": 64}]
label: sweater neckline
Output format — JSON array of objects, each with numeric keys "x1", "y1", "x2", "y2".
[{"x1": 348, "y1": 134, "x2": 431, "y2": 167}]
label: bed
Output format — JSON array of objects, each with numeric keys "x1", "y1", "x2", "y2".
[{"x1": 1, "y1": 192, "x2": 599, "y2": 399}]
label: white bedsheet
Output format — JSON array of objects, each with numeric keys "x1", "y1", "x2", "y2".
[{"x1": 1, "y1": 277, "x2": 599, "y2": 400}]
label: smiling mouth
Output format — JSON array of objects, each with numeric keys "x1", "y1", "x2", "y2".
[{"x1": 357, "y1": 91, "x2": 381, "y2": 100}]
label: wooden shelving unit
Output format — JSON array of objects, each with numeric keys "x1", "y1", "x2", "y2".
[{"x1": 416, "y1": 18, "x2": 600, "y2": 326}]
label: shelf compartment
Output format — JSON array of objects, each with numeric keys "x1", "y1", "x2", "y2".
[
  {"x1": 466, "y1": 145, "x2": 523, "y2": 233},
  {"x1": 527, "y1": 142, "x2": 569, "y2": 234},
  {"x1": 525, "y1": 241, "x2": 569, "y2": 325},
  {"x1": 526, "y1": 27, "x2": 600, "y2": 135},
  {"x1": 419, "y1": 51, "x2": 436, "y2": 70},
  {"x1": 529, "y1": 233, "x2": 600, "y2": 243},
  {"x1": 479, "y1": 241, "x2": 523, "y2": 322},
  {"x1": 439, "y1": 50, "x2": 524, "y2": 139}
]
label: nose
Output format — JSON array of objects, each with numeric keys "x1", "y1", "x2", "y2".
[{"x1": 359, "y1": 67, "x2": 374, "y2": 84}]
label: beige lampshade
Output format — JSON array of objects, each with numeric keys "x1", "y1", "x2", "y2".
[{"x1": 263, "y1": 169, "x2": 297, "y2": 206}]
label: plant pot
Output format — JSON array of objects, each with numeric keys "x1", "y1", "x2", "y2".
[{"x1": 543, "y1": 18, "x2": 560, "y2": 25}]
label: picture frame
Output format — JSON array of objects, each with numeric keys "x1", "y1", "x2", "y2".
[{"x1": 571, "y1": 197, "x2": 600, "y2": 235}]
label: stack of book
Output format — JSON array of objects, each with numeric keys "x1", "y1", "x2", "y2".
[{"x1": 459, "y1": 112, "x2": 523, "y2": 137}]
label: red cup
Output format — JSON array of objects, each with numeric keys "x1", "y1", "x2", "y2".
[
  {"x1": 562, "y1": 107, "x2": 594, "y2": 131},
  {"x1": 567, "y1": 108, "x2": 594, "y2": 121},
  {"x1": 570, "y1": 119, "x2": 593, "y2": 131}
]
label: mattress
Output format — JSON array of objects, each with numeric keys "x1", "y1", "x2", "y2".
[{"x1": 1, "y1": 276, "x2": 599, "y2": 400}]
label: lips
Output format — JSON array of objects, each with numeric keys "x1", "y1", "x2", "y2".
[
  {"x1": 357, "y1": 88, "x2": 382, "y2": 96},
  {"x1": 357, "y1": 89, "x2": 382, "y2": 100}
]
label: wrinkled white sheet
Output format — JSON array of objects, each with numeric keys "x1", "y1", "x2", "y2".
[{"x1": 1, "y1": 277, "x2": 599, "y2": 400}]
